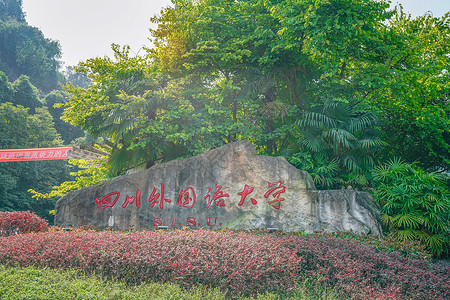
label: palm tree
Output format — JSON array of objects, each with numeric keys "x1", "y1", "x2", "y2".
[{"x1": 294, "y1": 98, "x2": 385, "y2": 189}]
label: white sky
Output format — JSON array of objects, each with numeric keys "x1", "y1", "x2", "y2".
[{"x1": 21, "y1": 0, "x2": 450, "y2": 69}]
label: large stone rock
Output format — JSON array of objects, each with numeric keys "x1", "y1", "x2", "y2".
[{"x1": 55, "y1": 141, "x2": 382, "y2": 234}]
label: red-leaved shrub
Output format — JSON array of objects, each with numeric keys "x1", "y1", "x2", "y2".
[
  {"x1": 283, "y1": 236, "x2": 450, "y2": 299},
  {"x1": 0, "y1": 211, "x2": 49, "y2": 236},
  {"x1": 0, "y1": 230, "x2": 448, "y2": 299}
]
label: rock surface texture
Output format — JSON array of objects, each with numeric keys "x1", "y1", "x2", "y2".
[{"x1": 55, "y1": 141, "x2": 382, "y2": 234}]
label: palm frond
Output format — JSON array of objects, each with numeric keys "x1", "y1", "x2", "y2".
[
  {"x1": 261, "y1": 100, "x2": 290, "y2": 121},
  {"x1": 297, "y1": 111, "x2": 337, "y2": 129}
]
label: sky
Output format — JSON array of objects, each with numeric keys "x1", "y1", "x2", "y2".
[{"x1": 21, "y1": 0, "x2": 450, "y2": 69}]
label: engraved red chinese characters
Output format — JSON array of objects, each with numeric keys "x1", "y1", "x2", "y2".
[
  {"x1": 148, "y1": 184, "x2": 171, "y2": 209},
  {"x1": 96, "y1": 192, "x2": 120, "y2": 209},
  {"x1": 237, "y1": 184, "x2": 257, "y2": 206},
  {"x1": 264, "y1": 181, "x2": 286, "y2": 209},
  {"x1": 178, "y1": 187, "x2": 196, "y2": 208},
  {"x1": 205, "y1": 184, "x2": 229, "y2": 208},
  {"x1": 122, "y1": 189, "x2": 141, "y2": 208}
]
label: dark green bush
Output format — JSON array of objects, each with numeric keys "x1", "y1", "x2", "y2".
[{"x1": 373, "y1": 159, "x2": 450, "y2": 258}]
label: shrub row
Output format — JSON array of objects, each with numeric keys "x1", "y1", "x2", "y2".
[
  {"x1": 283, "y1": 235, "x2": 449, "y2": 299},
  {"x1": 0, "y1": 211, "x2": 48, "y2": 236},
  {"x1": 0, "y1": 230, "x2": 448, "y2": 299}
]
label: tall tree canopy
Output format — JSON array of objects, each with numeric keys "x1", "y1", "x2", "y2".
[
  {"x1": 371, "y1": 11, "x2": 450, "y2": 171},
  {"x1": 0, "y1": 0, "x2": 63, "y2": 92},
  {"x1": 0, "y1": 0, "x2": 25, "y2": 22},
  {"x1": 60, "y1": 0, "x2": 449, "y2": 186}
]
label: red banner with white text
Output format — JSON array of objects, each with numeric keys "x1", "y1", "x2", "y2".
[{"x1": 0, "y1": 147, "x2": 72, "y2": 162}]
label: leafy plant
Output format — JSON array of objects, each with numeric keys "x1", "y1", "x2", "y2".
[
  {"x1": 373, "y1": 159, "x2": 450, "y2": 257},
  {"x1": 29, "y1": 156, "x2": 109, "y2": 200},
  {"x1": 292, "y1": 99, "x2": 384, "y2": 189},
  {"x1": 0, "y1": 211, "x2": 49, "y2": 236}
]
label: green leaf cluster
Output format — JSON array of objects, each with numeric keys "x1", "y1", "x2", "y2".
[
  {"x1": 29, "y1": 156, "x2": 109, "y2": 200},
  {"x1": 0, "y1": 18, "x2": 62, "y2": 92},
  {"x1": 373, "y1": 159, "x2": 450, "y2": 257}
]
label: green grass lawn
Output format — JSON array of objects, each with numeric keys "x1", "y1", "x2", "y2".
[{"x1": 0, "y1": 266, "x2": 339, "y2": 300}]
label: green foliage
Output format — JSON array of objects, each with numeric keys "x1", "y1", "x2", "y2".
[
  {"x1": 61, "y1": 46, "x2": 175, "y2": 175},
  {"x1": 151, "y1": 0, "x2": 305, "y2": 154},
  {"x1": 0, "y1": 102, "x2": 62, "y2": 148},
  {"x1": 373, "y1": 159, "x2": 450, "y2": 257},
  {"x1": 290, "y1": 99, "x2": 383, "y2": 189},
  {"x1": 0, "y1": 0, "x2": 25, "y2": 22},
  {"x1": 10, "y1": 75, "x2": 43, "y2": 112},
  {"x1": 0, "y1": 9, "x2": 62, "y2": 92},
  {"x1": 62, "y1": 65, "x2": 91, "y2": 89},
  {"x1": 0, "y1": 102, "x2": 70, "y2": 222},
  {"x1": 369, "y1": 11, "x2": 450, "y2": 171},
  {"x1": 0, "y1": 71, "x2": 13, "y2": 103},
  {"x1": 43, "y1": 90, "x2": 84, "y2": 144},
  {"x1": 29, "y1": 156, "x2": 109, "y2": 200}
]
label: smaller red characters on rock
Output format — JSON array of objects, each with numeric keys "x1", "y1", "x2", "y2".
[
  {"x1": 96, "y1": 192, "x2": 120, "y2": 210},
  {"x1": 204, "y1": 184, "x2": 229, "y2": 208},
  {"x1": 206, "y1": 216, "x2": 218, "y2": 226},
  {"x1": 122, "y1": 189, "x2": 141, "y2": 208},
  {"x1": 153, "y1": 218, "x2": 162, "y2": 226},
  {"x1": 264, "y1": 181, "x2": 286, "y2": 209},
  {"x1": 148, "y1": 184, "x2": 172, "y2": 210},
  {"x1": 178, "y1": 187, "x2": 196, "y2": 208},
  {"x1": 186, "y1": 217, "x2": 196, "y2": 226},
  {"x1": 237, "y1": 184, "x2": 257, "y2": 206}
]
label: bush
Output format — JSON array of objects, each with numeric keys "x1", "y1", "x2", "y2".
[
  {"x1": 0, "y1": 230, "x2": 302, "y2": 297},
  {"x1": 284, "y1": 235, "x2": 449, "y2": 299},
  {"x1": 0, "y1": 230, "x2": 448, "y2": 299},
  {"x1": 0, "y1": 211, "x2": 49, "y2": 236},
  {"x1": 373, "y1": 159, "x2": 450, "y2": 258}
]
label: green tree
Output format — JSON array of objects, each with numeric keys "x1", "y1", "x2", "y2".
[
  {"x1": 63, "y1": 65, "x2": 91, "y2": 89},
  {"x1": 368, "y1": 11, "x2": 450, "y2": 171},
  {"x1": 0, "y1": 71, "x2": 13, "y2": 103},
  {"x1": 60, "y1": 0, "x2": 449, "y2": 188},
  {"x1": 61, "y1": 45, "x2": 175, "y2": 176},
  {"x1": 44, "y1": 90, "x2": 84, "y2": 144},
  {"x1": 150, "y1": 0, "x2": 299, "y2": 155},
  {"x1": 0, "y1": 102, "x2": 69, "y2": 222},
  {"x1": 290, "y1": 99, "x2": 384, "y2": 189},
  {"x1": 0, "y1": 2, "x2": 63, "y2": 92},
  {"x1": 11, "y1": 74, "x2": 42, "y2": 112},
  {"x1": 59, "y1": 0, "x2": 394, "y2": 179},
  {"x1": 0, "y1": 0, "x2": 25, "y2": 22},
  {"x1": 150, "y1": 0, "x2": 392, "y2": 169}
]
